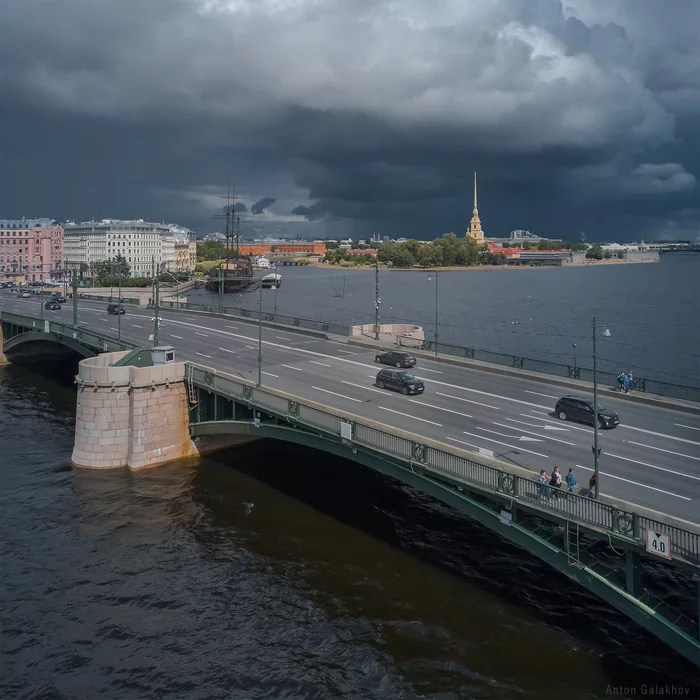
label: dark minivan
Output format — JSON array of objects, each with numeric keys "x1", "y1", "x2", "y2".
[
  {"x1": 375, "y1": 350, "x2": 416, "y2": 368},
  {"x1": 375, "y1": 368, "x2": 424, "y2": 395},
  {"x1": 107, "y1": 304, "x2": 126, "y2": 315},
  {"x1": 555, "y1": 395, "x2": 619, "y2": 429}
]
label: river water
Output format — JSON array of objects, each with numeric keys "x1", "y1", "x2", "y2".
[
  {"x1": 1, "y1": 363, "x2": 698, "y2": 699},
  {"x1": 2, "y1": 255, "x2": 700, "y2": 698},
  {"x1": 191, "y1": 255, "x2": 700, "y2": 387}
]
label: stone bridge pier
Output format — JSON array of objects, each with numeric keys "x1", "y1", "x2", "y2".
[{"x1": 72, "y1": 350, "x2": 255, "y2": 470}]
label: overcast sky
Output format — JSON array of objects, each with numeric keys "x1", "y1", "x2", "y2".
[{"x1": 1, "y1": 0, "x2": 699, "y2": 241}]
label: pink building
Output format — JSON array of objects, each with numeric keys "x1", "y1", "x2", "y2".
[{"x1": 0, "y1": 218, "x2": 65, "y2": 283}]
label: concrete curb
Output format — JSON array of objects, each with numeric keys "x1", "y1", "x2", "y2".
[{"x1": 345, "y1": 338, "x2": 700, "y2": 416}]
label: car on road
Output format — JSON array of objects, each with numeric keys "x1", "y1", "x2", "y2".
[
  {"x1": 45, "y1": 301, "x2": 61, "y2": 311},
  {"x1": 375, "y1": 368, "x2": 424, "y2": 395},
  {"x1": 555, "y1": 395, "x2": 619, "y2": 429},
  {"x1": 107, "y1": 304, "x2": 126, "y2": 315},
  {"x1": 374, "y1": 350, "x2": 417, "y2": 368},
  {"x1": 54, "y1": 295, "x2": 67, "y2": 303},
  {"x1": 20, "y1": 291, "x2": 31, "y2": 298}
]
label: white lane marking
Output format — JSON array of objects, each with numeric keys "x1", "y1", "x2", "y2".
[
  {"x1": 461, "y1": 430, "x2": 549, "y2": 458},
  {"x1": 246, "y1": 346, "x2": 255, "y2": 349},
  {"x1": 79, "y1": 321, "x2": 89, "y2": 324},
  {"x1": 196, "y1": 352, "x2": 212, "y2": 358},
  {"x1": 219, "y1": 348, "x2": 236, "y2": 354},
  {"x1": 419, "y1": 367, "x2": 442, "y2": 374},
  {"x1": 575, "y1": 465, "x2": 691, "y2": 501},
  {"x1": 521, "y1": 413, "x2": 593, "y2": 434},
  {"x1": 378, "y1": 406, "x2": 442, "y2": 426},
  {"x1": 336, "y1": 349, "x2": 357, "y2": 355},
  {"x1": 280, "y1": 364, "x2": 302, "y2": 371},
  {"x1": 310, "y1": 361, "x2": 332, "y2": 367},
  {"x1": 110, "y1": 328, "x2": 119, "y2": 332},
  {"x1": 410, "y1": 399, "x2": 471, "y2": 419},
  {"x1": 226, "y1": 325, "x2": 238, "y2": 330},
  {"x1": 262, "y1": 371, "x2": 279, "y2": 378},
  {"x1": 276, "y1": 336, "x2": 292, "y2": 341},
  {"x1": 493, "y1": 422, "x2": 576, "y2": 446},
  {"x1": 196, "y1": 332, "x2": 208, "y2": 337},
  {"x1": 531, "y1": 410, "x2": 549, "y2": 416},
  {"x1": 524, "y1": 390, "x2": 559, "y2": 399},
  {"x1": 619, "y1": 424, "x2": 700, "y2": 447},
  {"x1": 675, "y1": 423, "x2": 700, "y2": 432},
  {"x1": 99, "y1": 318, "x2": 108, "y2": 321},
  {"x1": 606, "y1": 453, "x2": 700, "y2": 481},
  {"x1": 505, "y1": 417, "x2": 570, "y2": 432},
  {"x1": 342, "y1": 380, "x2": 386, "y2": 395},
  {"x1": 447, "y1": 436, "x2": 496, "y2": 454},
  {"x1": 627, "y1": 441, "x2": 700, "y2": 462},
  {"x1": 171, "y1": 335, "x2": 184, "y2": 339},
  {"x1": 477, "y1": 426, "x2": 526, "y2": 439},
  {"x1": 131, "y1": 324, "x2": 143, "y2": 328},
  {"x1": 435, "y1": 391, "x2": 499, "y2": 410},
  {"x1": 312, "y1": 386, "x2": 362, "y2": 402}
]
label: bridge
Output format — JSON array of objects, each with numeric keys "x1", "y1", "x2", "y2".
[
  {"x1": 659, "y1": 242, "x2": 700, "y2": 254},
  {"x1": 1, "y1": 295, "x2": 699, "y2": 666}
]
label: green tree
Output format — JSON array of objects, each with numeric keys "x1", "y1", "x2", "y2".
[
  {"x1": 586, "y1": 244, "x2": 604, "y2": 260},
  {"x1": 392, "y1": 248, "x2": 416, "y2": 268},
  {"x1": 197, "y1": 241, "x2": 226, "y2": 261},
  {"x1": 616, "y1": 250, "x2": 625, "y2": 259}
]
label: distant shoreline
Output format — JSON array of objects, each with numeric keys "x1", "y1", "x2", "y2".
[{"x1": 312, "y1": 257, "x2": 661, "y2": 272}]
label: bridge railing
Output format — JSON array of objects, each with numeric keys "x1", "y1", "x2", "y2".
[
  {"x1": 0, "y1": 312, "x2": 134, "y2": 353},
  {"x1": 188, "y1": 364, "x2": 700, "y2": 566},
  {"x1": 419, "y1": 340, "x2": 700, "y2": 403}
]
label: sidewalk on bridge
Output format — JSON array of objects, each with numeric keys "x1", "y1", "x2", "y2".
[{"x1": 336, "y1": 332, "x2": 700, "y2": 416}]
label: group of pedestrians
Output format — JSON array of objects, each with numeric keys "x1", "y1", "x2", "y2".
[
  {"x1": 537, "y1": 467, "x2": 597, "y2": 502},
  {"x1": 617, "y1": 370, "x2": 635, "y2": 393}
]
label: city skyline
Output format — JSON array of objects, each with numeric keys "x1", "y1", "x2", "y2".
[{"x1": 1, "y1": 2, "x2": 699, "y2": 242}]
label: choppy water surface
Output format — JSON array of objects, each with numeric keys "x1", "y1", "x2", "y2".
[
  {"x1": 192, "y1": 254, "x2": 700, "y2": 386},
  {"x1": 1, "y1": 364, "x2": 698, "y2": 699}
]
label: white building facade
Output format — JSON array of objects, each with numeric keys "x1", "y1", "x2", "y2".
[{"x1": 64, "y1": 219, "x2": 177, "y2": 277}]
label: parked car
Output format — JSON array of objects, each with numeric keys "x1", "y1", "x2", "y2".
[
  {"x1": 107, "y1": 304, "x2": 126, "y2": 315},
  {"x1": 375, "y1": 350, "x2": 417, "y2": 368},
  {"x1": 45, "y1": 301, "x2": 61, "y2": 311},
  {"x1": 375, "y1": 368, "x2": 424, "y2": 395},
  {"x1": 555, "y1": 395, "x2": 619, "y2": 429}
]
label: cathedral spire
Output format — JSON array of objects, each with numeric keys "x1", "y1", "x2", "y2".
[
  {"x1": 466, "y1": 171, "x2": 485, "y2": 243},
  {"x1": 473, "y1": 171, "x2": 478, "y2": 214}
]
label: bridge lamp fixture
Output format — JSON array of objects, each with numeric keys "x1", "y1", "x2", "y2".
[
  {"x1": 257, "y1": 280, "x2": 276, "y2": 388},
  {"x1": 427, "y1": 272, "x2": 438, "y2": 356},
  {"x1": 591, "y1": 319, "x2": 611, "y2": 499}
]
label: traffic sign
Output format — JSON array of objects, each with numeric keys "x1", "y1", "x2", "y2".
[{"x1": 645, "y1": 530, "x2": 671, "y2": 560}]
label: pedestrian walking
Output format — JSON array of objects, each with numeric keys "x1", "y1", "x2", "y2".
[
  {"x1": 550, "y1": 466, "x2": 562, "y2": 500},
  {"x1": 566, "y1": 468, "x2": 577, "y2": 494},
  {"x1": 626, "y1": 370, "x2": 634, "y2": 392},
  {"x1": 622, "y1": 373, "x2": 629, "y2": 394},
  {"x1": 538, "y1": 470, "x2": 550, "y2": 502},
  {"x1": 588, "y1": 473, "x2": 597, "y2": 498},
  {"x1": 617, "y1": 372, "x2": 625, "y2": 392}
]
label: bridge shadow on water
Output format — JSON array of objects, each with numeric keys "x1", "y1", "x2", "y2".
[{"x1": 197, "y1": 439, "x2": 699, "y2": 694}]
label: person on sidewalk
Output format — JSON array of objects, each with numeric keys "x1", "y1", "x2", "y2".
[
  {"x1": 626, "y1": 370, "x2": 634, "y2": 392},
  {"x1": 538, "y1": 470, "x2": 550, "y2": 502},
  {"x1": 550, "y1": 466, "x2": 562, "y2": 500},
  {"x1": 566, "y1": 468, "x2": 577, "y2": 495},
  {"x1": 588, "y1": 473, "x2": 597, "y2": 498}
]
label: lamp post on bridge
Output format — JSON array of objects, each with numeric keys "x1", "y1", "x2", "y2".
[
  {"x1": 374, "y1": 255, "x2": 380, "y2": 340},
  {"x1": 591, "y1": 317, "x2": 611, "y2": 499},
  {"x1": 427, "y1": 270, "x2": 438, "y2": 356},
  {"x1": 257, "y1": 276, "x2": 276, "y2": 387}
]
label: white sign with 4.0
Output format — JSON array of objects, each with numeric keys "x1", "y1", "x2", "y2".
[{"x1": 645, "y1": 529, "x2": 671, "y2": 560}]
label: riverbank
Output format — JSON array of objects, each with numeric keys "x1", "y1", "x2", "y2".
[{"x1": 312, "y1": 256, "x2": 660, "y2": 272}]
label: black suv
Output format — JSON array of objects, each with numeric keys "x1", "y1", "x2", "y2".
[
  {"x1": 375, "y1": 350, "x2": 417, "y2": 368},
  {"x1": 54, "y1": 295, "x2": 67, "y2": 303},
  {"x1": 107, "y1": 304, "x2": 126, "y2": 315},
  {"x1": 555, "y1": 396, "x2": 619, "y2": 429},
  {"x1": 376, "y1": 368, "x2": 424, "y2": 395},
  {"x1": 45, "y1": 301, "x2": 61, "y2": 311}
]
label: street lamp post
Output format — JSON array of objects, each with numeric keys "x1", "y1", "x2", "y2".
[
  {"x1": 273, "y1": 265, "x2": 278, "y2": 317},
  {"x1": 374, "y1": 256, "x2": 380, "y2": 340},
  {"x1": 256, "y1": 278, "x2": 277, "y2": 387},
  {"x1": 72, "y1": 269, "x2": 78, "y2": 328},
  {"x1": 117, "y1": 275, "x2": 122, "y2": 342},
  {"x1": 428, "y1": 271, "x2": 439, "y2": 355},
  {"x1": 572, "y1": 343, "x2": 578, "y2": 370},
  {"x1": 153, "y1": 263, "x2": 161, "y2": 348},
  {"x1": 592, "y1": 317, "x2": 611, "y2": 499}
]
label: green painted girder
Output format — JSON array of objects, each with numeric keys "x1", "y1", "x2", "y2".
[
  {"x1": 3, "y1": 330, "x2": 95, "y2": 358},
  {"x1": 191, "y1": 418, "x2": 700, "y2": 668}
]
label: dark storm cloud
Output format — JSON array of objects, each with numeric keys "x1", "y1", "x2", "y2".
[
  {"x1": 0, "y1": 0, "x2": 699, "y2": 240},
  {"x1": 251, "y1": 197, "x2": 276, "y2": 215}
]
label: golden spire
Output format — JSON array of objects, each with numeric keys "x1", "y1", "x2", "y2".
[
  {"x1": 473, "y1": 171, "x2": 478, "y2": 214},
  {"x1": 466, "y1": 171, "x2": 484, "y2": 243}
]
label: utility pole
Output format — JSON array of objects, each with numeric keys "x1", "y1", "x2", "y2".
[
  {"x1": 151, "y1": 256, "x2": 155, "y2": 307},
  {"x1": 117, "y1": 275, "x2": 122, "y2": 342},
  {"x1": 153, "y1": 263, "x2": 160, "y2": 348},
  {"x1": 592, "y1": 318, "x2": 599, "y2": 498},
  {"x1": 434, "y1": 270, "x2": 439, "y2": 356},
  {"x1": 72, "y1": 268, "x2": 78, "y2": 328},
  {"x1": 219, "y1": 263, "x2": 224, "y2": 315},
  {"x1": 257, "y1": 280, "x2": 263, "y2": 387},
  {"x1": 374, "y1": 256, "x2": 380, "y2": 340}
]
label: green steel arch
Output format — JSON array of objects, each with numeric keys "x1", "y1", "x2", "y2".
[
  {"x1": 3, "y1": 330, "x2": 96, "y2": 360},
  {"x1": 191, "y1": 418, "x2": 700, "y2": 668}
]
